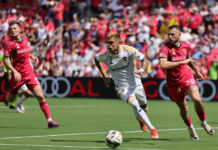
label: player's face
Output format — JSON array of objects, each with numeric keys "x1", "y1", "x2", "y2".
[
  {"x1": 9, "y1": 24, "x2": 21, "y2": 37},
  {"x1": 168, "y1": 28, "x2": 180, "y2": 44},
  {"x1": 107, "y1": 38, "x2": 119, "y2": 54}
]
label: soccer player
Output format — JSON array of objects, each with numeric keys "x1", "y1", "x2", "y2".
[
  {"x1": 94, "y1": 33, "x2": 159, "y2": 139},
  {"x1": 159, "y1": 25, "x2": 214, "y2": 140},
  {"x1": 3, "y1": 21, "x2": 59, "y2": 128}
]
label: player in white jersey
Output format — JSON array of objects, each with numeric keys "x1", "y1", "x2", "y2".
[{"x1": 94, "y1": 33, "x2": 159, "y2": 139}]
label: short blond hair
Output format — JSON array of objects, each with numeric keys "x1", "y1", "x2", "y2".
[{"x1": 107, "y1": 33, "x2": 120, "y2": 41}]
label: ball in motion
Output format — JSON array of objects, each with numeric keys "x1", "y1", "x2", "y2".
[{"x1": 105, "y1": 130, "x2": 123, "y2": 148}]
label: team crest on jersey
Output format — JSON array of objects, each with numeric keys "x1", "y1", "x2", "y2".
[
  {"x1": 16, "y1": 43, "x2": 20, "y2": 49},
  {"x1": 122, "y1": 57, "x2": 127, "y2": 62},
  {"x1": 172, "y1": 48, "x2": 176, "y2": 55}
]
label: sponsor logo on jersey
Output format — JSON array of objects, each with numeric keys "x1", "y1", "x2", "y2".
[
  {"x1": 183, "y1": 48, "x2": 186, "y2": 55},
  {"x1": 17, "y1": 48, "x2": 29, "y2": 54},
  {"x1": 110, "y1": 62, "x2": 129, "y2": 72},
  {"x1": 172, "y1": 56, "x2": 186, "y2": 61}
]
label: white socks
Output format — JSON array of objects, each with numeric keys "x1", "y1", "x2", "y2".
[{"x1": 130, "y1": 99, "x2": 155, "y2": 130}]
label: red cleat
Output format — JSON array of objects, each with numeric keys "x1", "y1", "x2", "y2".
[
  {"x1": 150, "y1": 129, "x2": 159, "y2": 139},
  {"x1": 48, "y1": 120, "x2": 59, "y2": 128},
  {"x1": 136, "y1": 118, "x2": 147, "y2": 132}
]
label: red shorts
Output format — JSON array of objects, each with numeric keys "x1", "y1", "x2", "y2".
[
  {"x1": 9, "y1": 74, "x2": 40, "y2": 94},
  {"x1": 167, "y1": 78, "x2": 197, "y2": 104}
]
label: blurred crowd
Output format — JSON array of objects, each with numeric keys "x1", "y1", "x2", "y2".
[{"x1": 0, "y1": 0, "x2": 217, "y2": 80}]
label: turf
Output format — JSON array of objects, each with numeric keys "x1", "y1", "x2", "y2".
[{"x1": 0, "y1": 98, "x2": 217, "y2": 150}]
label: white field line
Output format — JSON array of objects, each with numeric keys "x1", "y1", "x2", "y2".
[
  {"x1": 0, "y1": 127, "x2": 218, "y2": 140},
  {"x1": 0, "y1": 143, "x2": 165, "y2": 150}
]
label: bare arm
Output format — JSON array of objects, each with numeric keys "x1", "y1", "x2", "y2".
[
  {"x1": 3, "y1": 56, "x2": 21, "y2": 82},
  {"x1": 159, "y1": 57, "x2": 195, "y2": 69},
  {"x1": 94, "y1": 57, "x2": 110, "y2": 88},
  {"x1": 187, "y1": 57, "x2": 204, "y2": 80},
  {"x1": 135, "y1": 56, "x2": 150, "y2": 75}
]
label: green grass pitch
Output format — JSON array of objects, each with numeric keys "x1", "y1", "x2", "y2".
[{"x1": 0, "y1": 98, "x2": 217, "y2": 150}]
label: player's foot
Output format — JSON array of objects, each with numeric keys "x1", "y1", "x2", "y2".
[
  {"x1": 200, "y1": 122, "x2": 215, "y2": 135},
  {"x1": 150, "y1": 129, "x2": 159, "y2": 139},
  {"x1": 136, "y1": 118, "x2": 147, "y2": 132},
  {"x1": 9, "y1": 105, "x2": 15, "y2": 109},
  {"x1": 188, "y1": 127, "x2": 199, "y2": 140},
  {"x1": 15, "y1": 104, "x2": 25, "y2": 113},
  {"x1": 48, "y1": 120, "x2": 59, "y2": 128}
]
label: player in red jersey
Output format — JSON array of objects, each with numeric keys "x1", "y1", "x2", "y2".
[
  {"x1": 159, "y1": 25, "x2": 214, "y2": 140},
  {"x1": 3, "y1": 21, "x2": 59, "y2": 128}
]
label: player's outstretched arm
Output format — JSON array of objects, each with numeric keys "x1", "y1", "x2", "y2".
[
  {"x1": 159, "y1": 57, "x2": 195, "y2": 69},
  {"x1": 135, "y1": 56, "x2": 149, "y2": 76},
  {"x1": 187, "y1": 57, "x2": 204, "y2": 80},
  {"x1": 94, "y1": 57, "x2": 110, "y2": 88},
  {"x1": 3, "y1": 56, "x2": 21, "y2": 82}
]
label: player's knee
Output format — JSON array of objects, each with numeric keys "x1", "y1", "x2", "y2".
[
  {"x1": 140, "y1": 104, "x2": 148, "y2": 112},
  {"x1": 36, "y1": 94, "x2": 45, "y2": 102}
]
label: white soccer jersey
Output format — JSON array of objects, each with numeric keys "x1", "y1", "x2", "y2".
[{"x1": 96, "y1": 45, "x2": 144, "y2": 89}]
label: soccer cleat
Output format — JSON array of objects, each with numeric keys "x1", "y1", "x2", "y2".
[
  {"x1": 200, "y1": 122, "x2": 215, "y2": 135},
  {"x1": 136, "y1": 118, "x2": 147, "y2": 132},
  {"x1": 15, "y1": 104, "x2": 25, "y2": 113},
  {"x1": 188, "y1": 127, "x2": 199, "y2": 140},
  {"x1": 150, "y1": 129, "x2": 159, "y2": 139},
  {"x1": 48, "y1": 120, "x2": 59, "y2": 128}
]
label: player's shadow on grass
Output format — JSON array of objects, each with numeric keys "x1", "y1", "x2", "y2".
[{"x1": 50, "y1": 139, "x2": 105, "y2": 143}]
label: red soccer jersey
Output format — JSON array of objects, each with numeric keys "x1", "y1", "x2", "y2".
[
  {"x1": 4, "y1": 37, "x2": 34, "y2": 77},
  {"x1": 159, "y1": 41, "x2": 194, "y2": 87}
]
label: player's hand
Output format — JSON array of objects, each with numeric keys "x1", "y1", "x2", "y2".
[
  {"x1": 14, "y1": 71, "x2": 22, "y2": 82},
  {"x1": 103, "y1": 77, "x2": 110, "y2": 88},
  {"x1": 180, "y1": 57, "x2": 196, "y2": 65},
  {"x1": 135, "y1": 68, "x2": 144, "y2": 76},
  {"x1": 195, "y1": 71, "x2": 204, "y2": 80},
  {"x1": 31, "y1": 56, "x2": 39, "y2": 65}
]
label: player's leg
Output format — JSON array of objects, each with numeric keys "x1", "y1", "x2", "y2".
[
  {"x1": 135, "y1": 86, "x2": 148, "y2": 132},
  {"x1": 31, "y1": 84, "x2": 59, "y2": 128},
  {"x1": 187, "y1": 86, "x2": 214, "y2": 135},
  {"x1": 15, "y1": 84, "x2": 31, "y2": 113},
  {"x1": 128, "y1": 96, "x2": 159, "y2": 139},
  {"x1": 177, "y1": 100, "x2": 199, "y2": 140},
  {"x1": 9, "y1": 94, "x2": 18, "y2": 109}
]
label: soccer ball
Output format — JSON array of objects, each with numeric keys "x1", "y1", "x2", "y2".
[{"x1": 105, "y1": 130, "x2": 123, "y2": 148}]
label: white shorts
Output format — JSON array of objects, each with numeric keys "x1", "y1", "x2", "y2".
[
  {"x1": 116, "y1": 86, "x2": 147, "y2": 105},
  {"x1": 18, "y1": 84, "x2": 28, "y2": 94}
]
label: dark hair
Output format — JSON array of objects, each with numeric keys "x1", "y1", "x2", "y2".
[
  {"x1": 9, "y1": 21, "x2": 21, "y2": 28},
  {"x1": 168, "y1": 25, "x2": 181, "y2": 32}
]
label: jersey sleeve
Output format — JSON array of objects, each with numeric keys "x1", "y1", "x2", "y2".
[
  {"x1": 95, "y1": 51, "x2": 108, "y2": 63},
  {"x1": 4, "y1": 42, "x2": 12, "y2": 57},
  {"x1": 122, "y1": 45, "x2": 144, "y2": 61},
  {"x1": 159, "y1": 44, "x2": 168, "y2": 58}
]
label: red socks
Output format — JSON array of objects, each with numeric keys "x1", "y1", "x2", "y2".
[
  {"x1": 197, "y1": 111, "x2": 206, "y2": 121},
  {"x1": 184, "y1": 118, "x2": 192, "y2": 127},
  {"x1": 40, "y1": 100, "x2": 51, "y2": 119}
]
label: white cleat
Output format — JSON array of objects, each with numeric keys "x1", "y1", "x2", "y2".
[
  {"x1": 188, "y1": 127, "x2": 199, "y2": 140},
  {"x1": 15, "y1": 104, "x2": 25, "y2": 113},
  {"x1": 200, "y1": 122, "x2": 215, "y2": 135}
]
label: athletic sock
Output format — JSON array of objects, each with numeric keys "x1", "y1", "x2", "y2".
[
  {"x1": 197, "y1": 111, "x2": 206, "y2": 121},
  {"x1": 16, "y1": 95, "x2": 26, "y2": 106},
  {"x1": 130, "y1": 99, "x2": 155, "y2": 130},
  {"x1": 40, "y1": 100, "x2": 51, "y2": 120},
  {"x1": 184, "y1": 118, "x2": 192, "y2": 127}
]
